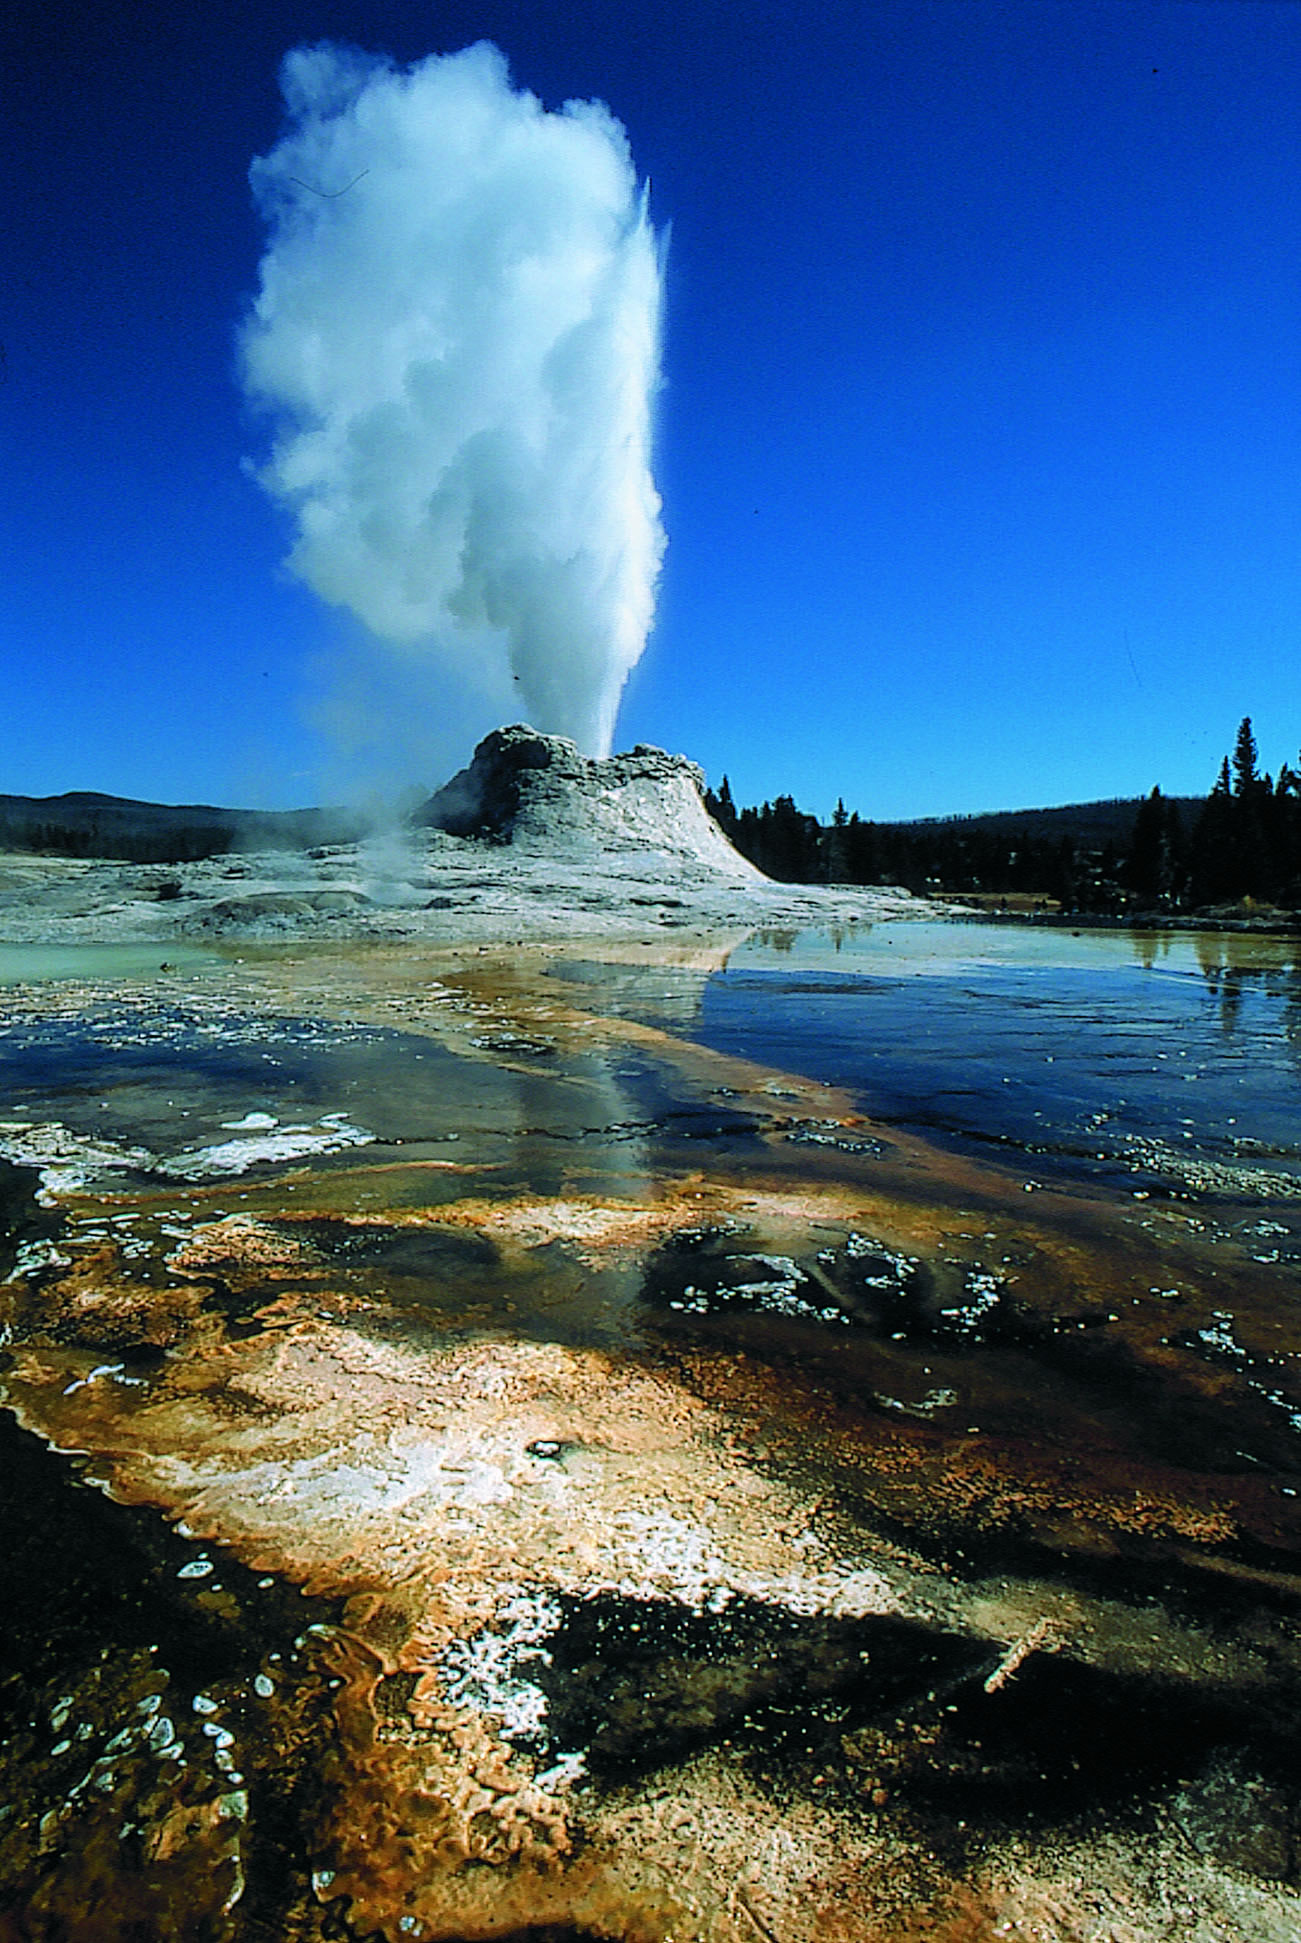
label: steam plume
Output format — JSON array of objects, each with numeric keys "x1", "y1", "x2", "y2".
[{"x1": 241, "y1": 42, "x2": 665, "y2": 758}]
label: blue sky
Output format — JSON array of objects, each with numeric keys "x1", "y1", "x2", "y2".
[{"x1": 4, "y1": 0, "x2": 1301, "y2": 819}]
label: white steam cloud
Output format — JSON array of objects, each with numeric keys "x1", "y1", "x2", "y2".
[{"x1": 241, "y1": 41, "x2": 665, "y2": 758}]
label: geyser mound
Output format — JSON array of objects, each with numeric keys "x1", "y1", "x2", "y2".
[{"x1": 416, "y1": 724, "x2": 763, "y2": 880}]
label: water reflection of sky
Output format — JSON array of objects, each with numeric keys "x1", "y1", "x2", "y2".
[
  {"x1": 0, "y1": 999, "x2": 762, "y2": 1214},
  {"x1": 695, "y1": 924, "x2": 1301, "y2": 1190}
]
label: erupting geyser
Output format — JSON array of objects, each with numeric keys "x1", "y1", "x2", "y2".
[{"x1": 241, "y1": 41, "x2": 665, "y2": 757}]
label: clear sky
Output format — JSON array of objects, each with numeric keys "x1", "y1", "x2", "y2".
[{"x1": 5, "y1": 0, "x2": 1301, "y2": 820}]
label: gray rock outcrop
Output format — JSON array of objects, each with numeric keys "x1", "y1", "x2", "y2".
[{"x1": 415, "y1": 725, "x2": 762, "y2": 880}]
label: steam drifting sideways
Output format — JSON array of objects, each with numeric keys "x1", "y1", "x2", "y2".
[{"x1": 241, "y1": 42, "x2": 666, "y2": 757}]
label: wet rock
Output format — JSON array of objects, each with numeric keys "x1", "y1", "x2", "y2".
[
  {"x1": 535, "y1": 1594, "x2": 985, "y2": 1781},
  {"x1": 0, "y1": 1155, "x2": 62, "y2": 1282},
  {"x1": 0, "y1": 1412, "x2": 339, "y2": 1939},
  {"x1": 1170, "y1": 1752, "x2": 1300, "y2": 1882},
  {"x1": 199, "y1": 889, "x2": 369, "y2": 933},
  {"x1": 642, "y1": 1232, "x2": 859, "y2": 1327},
  {"x1": 783, "y1": 1119, "x2": 886, "y2": 1156},
  {"x1": 470, "y1": 1030, "x2": 559, "y2": 1057}
]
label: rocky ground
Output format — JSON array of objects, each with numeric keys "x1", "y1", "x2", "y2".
[
  {"x1": 0, "y1": 735, "x2": 1297, "y2": 1941},
  {"x1": 0, "y1": 729, "x2": 940, "y2": 948},
  {"x1": 0, "y1": 831, "x2": 927, "y2": 947}
]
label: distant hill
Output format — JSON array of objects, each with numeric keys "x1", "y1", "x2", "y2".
[
  {"x1": 0, "y1": 791, "x2": 368, "y2": 864},
  {"x1": 876, "y1": 796, "x2": 1203, "y2": 848}
]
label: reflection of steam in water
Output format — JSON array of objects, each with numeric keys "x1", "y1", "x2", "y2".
[
  {"x1": 490, "y1": 1040, "x2": 654, "y2": 1210},
  {"x1": 543, "y1": 939, "x2": 746, "y2": 1032}
]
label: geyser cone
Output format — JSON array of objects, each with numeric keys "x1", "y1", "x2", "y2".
[{"x1": 416, "y1": 724, "x2": 764, "y2": 879}]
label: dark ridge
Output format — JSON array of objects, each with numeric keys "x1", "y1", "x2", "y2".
[
  {"x1": 883, "y1": 796, "x2": 1204, "y2": 846},
  {"x1": 0, "y1": 792, "x2": 369, "y2": 864}
]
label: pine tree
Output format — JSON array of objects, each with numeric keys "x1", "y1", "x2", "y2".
[
  {"x1": 1190, "y1": 754, "x2": 1239, "y2": 903},
  {"x1": 1127, "y1": 787, "x2": 1167, "y2": 902},
  {"x1": 826, "y1": 799, "x2": 850, "y2": 882},
  {"x1": 1232, "y1": 717, "x2": 1259, "y2": 797},
  {"x1": 704, "y1": 774, "x2": 737, "y2": 836}
]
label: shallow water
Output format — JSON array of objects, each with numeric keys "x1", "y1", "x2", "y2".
[
  {"x1": 1, "y1": 925, "x2": 1300, "y2": 1940},
  {"x1": 554, "y1": 923, "x2": 1301, "y2": 1203},
  {"x1": 0, "y1": 943, "x2": 225, "y2": 985}
]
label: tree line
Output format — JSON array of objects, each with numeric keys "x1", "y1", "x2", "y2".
[{"x1": 705, "y1": 716, "x2": 1301, "y2": 915}]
